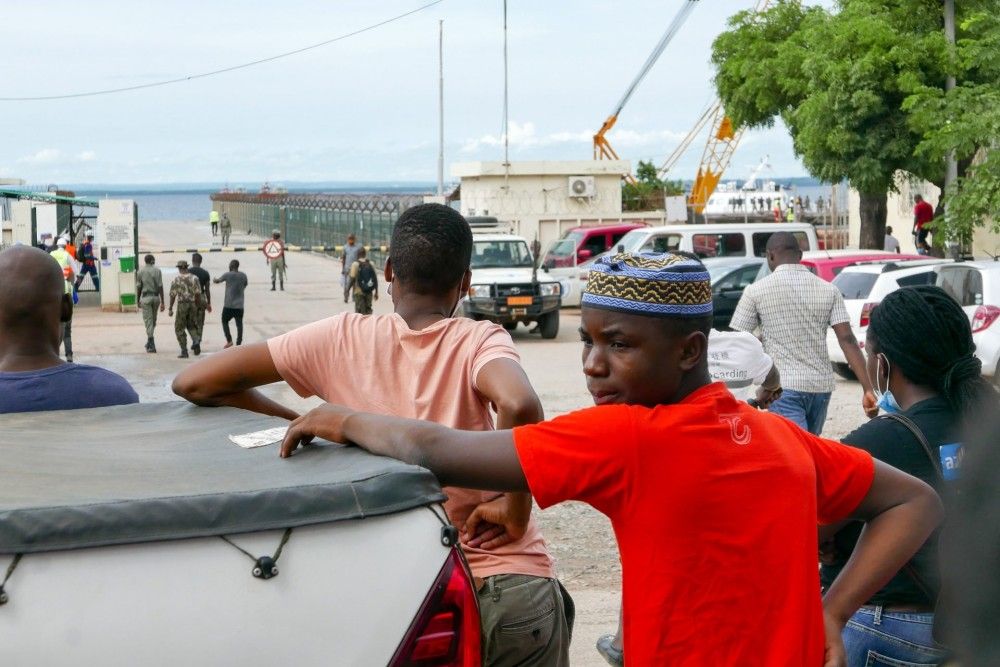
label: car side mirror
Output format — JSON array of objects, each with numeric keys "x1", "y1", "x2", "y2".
[{"x1": 578, "y1": 249, "x2": 593, "y2": 262}]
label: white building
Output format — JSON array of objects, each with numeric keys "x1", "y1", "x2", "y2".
[
  {"x1": 847, "y1": 174, "x2": 999, "y2": 258},
  {"x1": 451, "y1": 160, "x2": 674, "y2": 250}
]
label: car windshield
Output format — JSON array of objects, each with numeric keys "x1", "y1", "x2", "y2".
[
  {"x1": 614, "y1": 229, "x2": 647, "y2": 254},
  {"x1": 547, "y1": 232, "x2": 583, "y2": 257},
  {"x1": 833, "y1": 272, "x2": 879, "y2": 299},
  {"x1": 471, "y1": 240, "x2": 534, "y2": 268}
]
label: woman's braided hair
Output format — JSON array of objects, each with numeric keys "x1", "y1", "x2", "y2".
[{"x1": 868, "y1": 285, "x2": 997, "y2": 420}]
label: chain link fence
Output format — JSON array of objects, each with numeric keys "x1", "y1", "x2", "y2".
[{"x1": 210, "y1": 192, "x2": 427, "y2": 267}]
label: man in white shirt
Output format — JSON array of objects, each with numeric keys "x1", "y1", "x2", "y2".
[{"x1": 884, "y1": 226, "x2": 901, "y2": 253}]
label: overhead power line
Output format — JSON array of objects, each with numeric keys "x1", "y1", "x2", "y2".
[{"x1": 0, "y1": 0, "x2": 444, "y2": 102}]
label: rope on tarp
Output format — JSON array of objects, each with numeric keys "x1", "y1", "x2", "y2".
[
  {"x1": 219, "y1": 528, "x2": 293, "y2": 581},
  {"x1": 0, "y1": 553, "x2": 23, "y2": 606}
]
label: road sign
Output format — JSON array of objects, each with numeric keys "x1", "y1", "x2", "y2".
[{"x1": 262, "y1": 239, "x2": 284, "y2": 260}]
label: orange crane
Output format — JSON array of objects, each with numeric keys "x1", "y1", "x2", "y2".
[{"x1": 593, "y1": 1, "x2": 700, "y2": 184}]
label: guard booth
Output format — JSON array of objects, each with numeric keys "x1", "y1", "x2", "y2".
[{"x1": 0, "y1": 189, "x2": 139, "y2": 311}]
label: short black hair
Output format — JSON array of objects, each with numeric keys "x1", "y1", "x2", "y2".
[
  {"x1": 192, "y1": 252, "x2": 203, "y2": 265},
  {"x1": 765, "y1": 231, "x2": 801, "y2": 255},
  {"x1": 144, "y1": 254, "x2": 155, "y2": 265},
  {"x1": 357, "y1": 246, "x2": 367, "y2": 258},
  {"x1": 229, "y1": 259, "x2": 239, "y2": 270},
  {"x1": 389, "y1": 204, "x2": 472, "y2": 295}
]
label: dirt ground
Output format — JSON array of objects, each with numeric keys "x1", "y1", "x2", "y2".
[{"x1": 70, "y1": 219, "x2": 873, "y2": 666}]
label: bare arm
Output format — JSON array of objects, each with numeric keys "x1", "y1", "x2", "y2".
[
  {"x1": 280, "y1": 404, "x2": 528, "y2": 492},
  {"x1": 462, "y1": 358, "x2": 544, "y2": 548},
  {"x1": 821, "y1": 460, "x2": 943, "y2": 655},
  {"x1": 832, "y1": 322, "x2": 877, "y2": 418},
  {"x1": 172, "y1": 342, "x2": 299, "y2": 420}
]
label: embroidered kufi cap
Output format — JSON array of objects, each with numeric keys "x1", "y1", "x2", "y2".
[{"x1": 582, "y1": 252, "x2": 713, "y2": 317}]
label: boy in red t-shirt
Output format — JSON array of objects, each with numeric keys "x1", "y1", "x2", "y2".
[
  {"x1": 912, "y1": 194, "x2": 935, "y2": 247},
  {"x1": 280, "y1": 251, "x2": 943, "y2": 666}
]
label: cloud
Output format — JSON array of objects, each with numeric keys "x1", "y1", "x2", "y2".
[
  {"x1": 460, "y1": 121, "x2": 689, "y2": 154},
  {"x1": 19, "y1": 148, "x2": 62, "y2": 165},
  {"x1": 17, "y1": 148, "x2": 98, "y2": 165}
]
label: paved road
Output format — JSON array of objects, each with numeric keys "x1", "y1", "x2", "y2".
[{"x1": 70, "y1": 219, "x2": 870, "y2": 666}]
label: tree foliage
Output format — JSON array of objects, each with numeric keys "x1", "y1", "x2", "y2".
[
  {"x1": 623, "y1": 160, "x2": 685, "y2": 212},
  {"x1": 712, "y1": 0, "x2": 949, "y2": 248},
  {"x1": 904, "y1": 7, "x2": 1000, "y2": 238}
]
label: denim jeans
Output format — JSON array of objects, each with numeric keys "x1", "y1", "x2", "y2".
[
  {"x1": 843, "y1": 606, "x2": 947, "y2": 666},
  {"x1": 768, "y1": 388, "x2": 831, "y2": 435}
]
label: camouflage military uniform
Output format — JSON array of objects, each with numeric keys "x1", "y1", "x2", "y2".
[{"x1": 170, "y1": 273, "x2": 201, "y2": 353}]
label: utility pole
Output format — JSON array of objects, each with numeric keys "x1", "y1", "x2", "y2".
[
  {"x1": 944, "y1": 0, "x2": 959, "y2": 258},
  {"x1": 437, "y1": 20, "x2": 444, "y2": 198}
]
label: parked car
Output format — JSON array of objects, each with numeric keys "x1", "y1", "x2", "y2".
[
  {"x1": 542, "y1": 223, "x2": 647, "y2": 269},
  {"x1": 463, "y1": 220, "x2": 562, "y2": 338},
  {"x1": 800, "y1": 250, "x2": 926, "y2": 282},
  {"x1": 704, "y1": 257, "x2": 766, "y2": 330},
  {"x1": 937, "y1": 261, "x2": 1000, "y2": 383},
  {"x1": 1, "y1": 403, "x2": 480, "y2": 666},
  {"x1": 614, "y1": 222, "x2": 819, "y2": 260},
  {"x1": 542, "y1": 223, "x2": 647, "y2": 307},
  {"x1": 826, "y1": 260, "x2": 950, "y2": 378}
]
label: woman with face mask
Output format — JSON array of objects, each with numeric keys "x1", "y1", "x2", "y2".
[{"x1": 818, "y1": 285, "x2": 998, "y2": 666}]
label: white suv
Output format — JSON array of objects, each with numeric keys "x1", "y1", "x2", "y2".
[
  {"x1": 937, "y1": 261, "x2": 1000, "y2": 382},
  {"x1": 827, "y1": 260, "x2": 950, "y2": 378}
]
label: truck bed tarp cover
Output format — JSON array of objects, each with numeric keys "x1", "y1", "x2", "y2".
[{"x1": 0, "y1": 403, "x2": 446, "y2": 554}]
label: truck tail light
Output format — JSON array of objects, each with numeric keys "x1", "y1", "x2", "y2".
[
  {"x1": 859, "y1": 302, "x2": 876, "y2": 328},
  {"x1": 389, "y1": 548, "x2": 481, "y2": 666},
  {"x1": 972, "y1": 305, "x2": 1000, "y2": 333}
]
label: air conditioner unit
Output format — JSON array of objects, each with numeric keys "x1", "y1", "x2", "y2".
[{"x1": 568, "y1": 176, "x2": 596, "y2": 198}]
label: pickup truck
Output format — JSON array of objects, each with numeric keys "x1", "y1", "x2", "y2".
[
  {"x1": 463, "y1": 223, "x2": 562, "y2": 339},
  {"x1": 0, "y1": 402, "x2": 480, "y2": 666}
]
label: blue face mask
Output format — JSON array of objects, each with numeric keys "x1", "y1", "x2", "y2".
[
  {"x1": 876, "y1": 389, "x2": 902, "y2": 414},
  {"x1": 870, "y1": 353, "x2": 901, "y2": 414}
]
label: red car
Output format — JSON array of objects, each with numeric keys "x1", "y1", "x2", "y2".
[{"x1": 800, "y1": 250, "x2": 926, "y2": 282}]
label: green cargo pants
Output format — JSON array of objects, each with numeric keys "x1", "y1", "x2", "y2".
[
  {"x1": 193, "y1": 303, "x2": 207, "y2": 343},
  {"x1": 174, "y1": 301, "x2": 199, "y2": 350},
  {"x1": 140, "y1": 296, "x2": 160, "y2": 338},
  {"x1": 478, "y1": 575, "x2": 574, "y2": 667}
]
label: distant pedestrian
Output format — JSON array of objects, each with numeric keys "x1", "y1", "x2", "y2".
[
  {"x1": 189, "y1": 253, "x2": 212, "y2": 347},
  {"x1": 730, "y1": 232, "x2": 876, "y2": 435},
  {"x1": 264, "y1": 229, "x2": 286, "y2": 291},
  {"x1": 884, "y1": 226, "x2": 901, "y2": 254},
  {"x1": 348, "y1": 247, "x2": 378, "y2": 315},
  {"x1": 765, "y1": 196, "x2": 772, "y2": 210},
  {"x1": 74, "y1": 231, "x2": 100, "y2": 292},
  {"x1": 804, "y1": 195, "x2": 811, "y2": 211},
  {"x1": 168, "y1": 260, "x2": 202, "y2": 358},
  {"x1": 912, "y1": 194, "x2": 934, "y2": 247},
  {"x1": 213, "y1": 259, "x2": 248, "y2": 348},
  {"x1": 135, "y1": 254, "x2": 165, "y2": 353},
  {"x1": 220, "y1": 212, "x2": 232, "y2": 246},
  {"x1": 209, "y1": 210, "x2": 219, "y2": 237},
  {"x1": 49, "y1": 237, "x2": 75, "y2": 362},
  {"x1": 0, "y1": 246, "x2": 138, "y2": 413},
  {"x1": 817, "y1": 196, "x2": 825, "y2": 213},
  {"x1": 341, "y1": 233, "x2": 361, "y2": 303}
]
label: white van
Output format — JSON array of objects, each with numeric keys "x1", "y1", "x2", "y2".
[{"x1": 611, "y1": 222, "x2": 819, "y2": 259}]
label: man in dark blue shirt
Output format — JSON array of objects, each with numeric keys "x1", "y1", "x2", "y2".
[{"x1": 0, "y1": 246, "x2": 138, "y2": 414}]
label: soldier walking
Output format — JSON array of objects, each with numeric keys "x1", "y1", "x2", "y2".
[
  {"x1": 264, "y1": 229, "x2": 286, "y2": 291},
  {"x1": 168, "y1": 260, "x2": 202, "y2": 358},
  {"x1": 220, "y1": 212, "x2": 232, "y2": 246},
  {"x1": 188, "y1": 253, "x2": 212, "y2": 348},
  {"x1": 135, "y1": 254, "x2": 165, "y2": 353}
]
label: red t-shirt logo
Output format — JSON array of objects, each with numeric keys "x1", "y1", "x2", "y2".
[{"x1": 719, "y1": 414, "x2": 752, "y2": 445}]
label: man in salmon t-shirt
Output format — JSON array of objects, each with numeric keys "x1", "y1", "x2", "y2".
[
  {"x1": 280, "y1": 251, "x2": 944, "y2": 666},
  {"x1": 173, "y1": 204, "x2": 572, "y2": 666}
]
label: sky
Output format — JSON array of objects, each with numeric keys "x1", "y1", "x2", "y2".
[{"x1": 1, "y1": 0, "x2": 821, "y2": 185}]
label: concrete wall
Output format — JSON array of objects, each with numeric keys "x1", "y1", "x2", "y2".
[
  {"x1": 847, "y1": 174, "x2": 1000, "y2": 258},
  {"x1": 452, "y1": 160, "x2": 632, "y2": 246}
]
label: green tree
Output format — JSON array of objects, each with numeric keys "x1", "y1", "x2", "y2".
[
  {"x1": 623, "y1": 160, "x2": 685, "y2": 211},
  {"x1": 905, "y1": 6, "x2": 1000, "y2": 241},
  {"x1": 712, "y1": 0, "x2": 948, "y2": 248}
]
